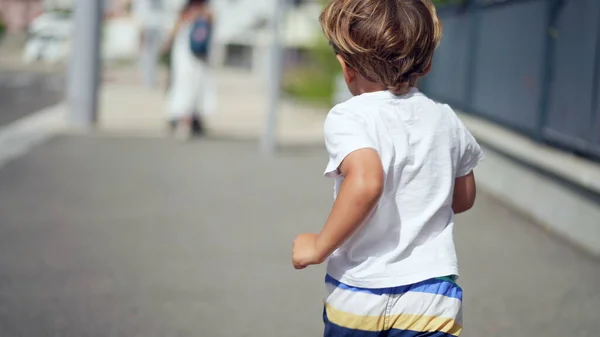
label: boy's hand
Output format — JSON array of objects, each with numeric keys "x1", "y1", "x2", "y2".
[{"x1": 292, "y1": 233, "x2": 322, "y2": 270}]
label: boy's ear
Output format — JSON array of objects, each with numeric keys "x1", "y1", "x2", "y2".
[
  {"x1": 424, "y1": 62, "x2": 433, "y2": 76},
  {"x1": 336, "y1": 54, "x2": 355, "y2": 84}
]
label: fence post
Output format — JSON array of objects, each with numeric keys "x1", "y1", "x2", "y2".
[
  {"x1": 535, "y1": 0, "x2": 564, "y2": 141},
  {"x1": 68, "y1": 0, "x2": 103, "y2": 128},
  {"x1": 261, "y1": 0, "x2": 287, "y2": 155}
]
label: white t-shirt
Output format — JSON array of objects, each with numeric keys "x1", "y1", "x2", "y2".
[{"x1": 323, "y1": 88, "x2": 484, "y2": 288}]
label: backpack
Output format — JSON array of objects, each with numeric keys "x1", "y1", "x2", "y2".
[{"x1": 189, "y1": 17, "x2": 211, "y2": 60}]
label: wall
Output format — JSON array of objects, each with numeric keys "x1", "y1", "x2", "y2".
[{"x1": 421, "y1": 0, "x2": 600, "y2": 160}]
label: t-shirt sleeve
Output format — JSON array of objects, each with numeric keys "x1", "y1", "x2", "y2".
[
  {"x1": 453, "y1": 113, "x2": 484, "y2": 177},
  {"x1": 323, "y1": 107, "x2": 378, "y2": 177}
]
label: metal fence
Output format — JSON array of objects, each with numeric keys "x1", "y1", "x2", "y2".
[{"x1": 421, "y1": 0, "x2": 600, "y2": 160}]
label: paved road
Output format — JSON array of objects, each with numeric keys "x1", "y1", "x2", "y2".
[
  {"x1": 0, "y1": 136, "x2": 598, "y2": 337},
  {"x1": 0, "y1": 69, "x2": 65, "y2": 127}
]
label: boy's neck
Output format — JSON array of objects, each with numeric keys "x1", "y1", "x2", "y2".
[{"x1": 355, "y1": 78, "x2": 387, "y2": 95}]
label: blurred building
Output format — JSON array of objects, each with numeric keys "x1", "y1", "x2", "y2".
[
  {"x1": 0, "y1": 0, "x2": 43, "y2": 32},
  {"x1": 211, "y1": 0, "x2": 322, "y2": 77},
  {"x1": 0, "y1": 0, "x2": 130, "y2": 33},
  {"x1": 105, "y1": 0, "x2": 324, "y2": 77},
  {"x1": 2, "y1": 0, "x2": 324, "y2": 76}
]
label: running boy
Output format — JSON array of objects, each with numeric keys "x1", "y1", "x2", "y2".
[{"x1": 292, "y1": 1, "x2": 483, "y2": 336}]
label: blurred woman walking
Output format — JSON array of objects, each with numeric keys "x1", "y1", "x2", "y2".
[{"x1": 162, "y1": 0, "x2": 213, "y2": 140}]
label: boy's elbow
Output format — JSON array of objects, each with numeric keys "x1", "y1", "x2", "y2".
[
  {"x1": 452, "y1": 194, "x2": 476, "y2": 214},
  {"x1": 452, "y1": 172, "x2": 477, "y2": 214},
  {"x1": 453, "y1": 200, "x2": 474, "y2": 214}
]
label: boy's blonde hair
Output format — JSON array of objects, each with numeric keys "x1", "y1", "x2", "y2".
[{"x1": 320, "y1": 0, "x2": 442, "y2": 95}]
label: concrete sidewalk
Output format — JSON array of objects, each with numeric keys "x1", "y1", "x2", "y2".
[
  {"x1": 0, "y1": 135, "x2": 598, "y2": 337},
  {"x1": 98, "y1": 66, "x2": 326, "y2": 145}
]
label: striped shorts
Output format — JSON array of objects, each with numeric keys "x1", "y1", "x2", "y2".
[{"x1": 323, "y1": 275, "x2": 463, "y2": 337}]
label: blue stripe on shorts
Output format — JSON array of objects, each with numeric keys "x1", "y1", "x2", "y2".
[{"x1": 324, "y1": 274, "x2": 463, "y2": 300}]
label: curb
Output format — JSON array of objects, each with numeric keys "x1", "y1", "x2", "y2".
[
  {"x1": 460, "y1": 113, "x2": 600, "y2": 257},
  {"x1": 0, "y1": 103, "x2": 67, "y2": 170}
]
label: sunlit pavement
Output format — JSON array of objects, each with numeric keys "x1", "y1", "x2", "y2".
[{"x1": 0, "y1": 135, "x2": 598, "y2": 337}]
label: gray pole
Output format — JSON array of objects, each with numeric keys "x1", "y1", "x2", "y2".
[
  {"x1": 261, "y1": 0, "x2": 286, "y2": 155},
  {"x1": 68, "y1": 0, "x2": 103, "y2": 128}
]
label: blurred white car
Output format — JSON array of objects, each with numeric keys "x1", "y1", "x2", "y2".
[{"x1": 23, "y1": 11, "x2": 73, "y2": 64}]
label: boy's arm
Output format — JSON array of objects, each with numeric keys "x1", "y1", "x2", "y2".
[
  {"x1": 449, "y1": 110, "x2": 483, "y2": 214},
  {"x1": 292, "y1": 108, "x2": 382, "y2": 269},
  {"x1": 316, "y1": 148, "x2": 384, "y2": 259},
  {"x1": 452, "y1": 171, "x2": 476, "y2": 214},
  {"x1": 292, "y1": 148, "x2": 383, "y2": 269}
]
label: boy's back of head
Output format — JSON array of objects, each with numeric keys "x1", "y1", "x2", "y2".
[{"x1": 320, "y1": 0, "x2": 442, "y2": 95}]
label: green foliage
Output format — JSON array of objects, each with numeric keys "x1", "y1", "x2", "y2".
[
  {"x1": 160, "y1": 49, "x2": 171, "y2": 68},
  {"x1": 49, "y1": 8, "x2": 73, "y2": 18},
  {"x1": 283, "y1": 36, "x2": 340, "y2": 106},
  {"x1": 0, "y1": 16, "x2": 6, "y2": 38}
]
